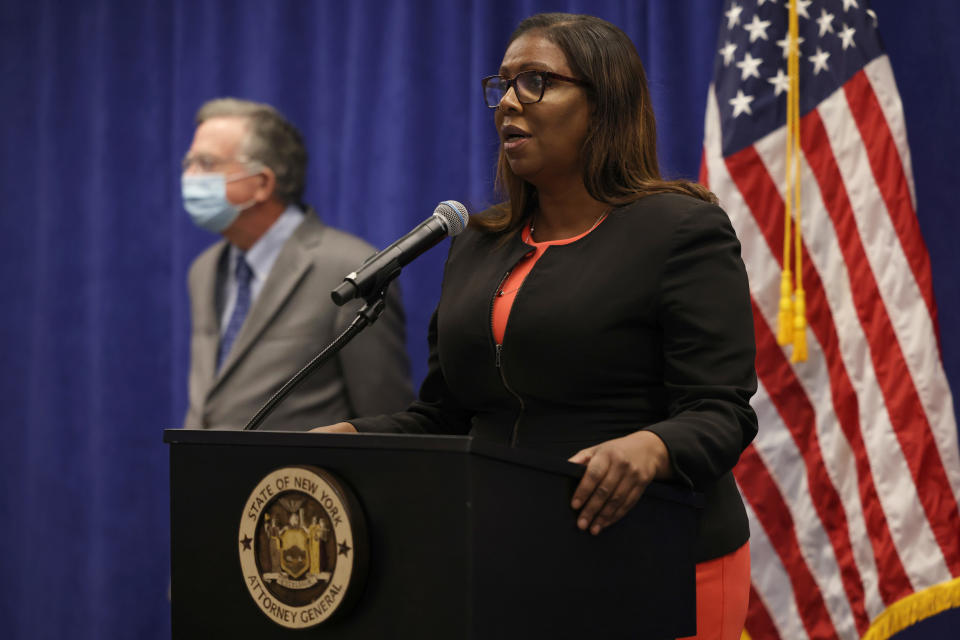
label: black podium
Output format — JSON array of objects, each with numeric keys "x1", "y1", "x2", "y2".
[{"x1": 164, "y1": 430, "x2": 699, "y2": 639}]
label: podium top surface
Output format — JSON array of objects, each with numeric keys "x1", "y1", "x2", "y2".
[{"x1": 163, "y1": 429, "x2": 700, "y2": 507}]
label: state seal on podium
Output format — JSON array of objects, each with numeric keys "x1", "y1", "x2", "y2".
[{"x1": 238, "y1": 466, "x2": 367, "y2": 628}]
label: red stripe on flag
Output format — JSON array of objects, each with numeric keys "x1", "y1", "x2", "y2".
[
  {"x1": 734, "y1": 444, "x2": 839, "y2": 640},
  {"x1": 801, "y1": 109, "x2": 960, "y2": 574},
  {"x1": 746, "y1": 583, "x2": 782, "y2": 640},
  {"x1": 752, "y1": 300, "x2": 870, "y2": 634},
  {"x1": 843, "y1": 70, "x2": 940, "y2": 342},
  {"x1": 723, "y1": 146, "x2": 785, "y2": 261},
  {"x1": 723, "y1": 143, "x2": 915, "y2": 604},
  {"x1": 800, "y1": 242, "x2": 915, "y2": 605}
]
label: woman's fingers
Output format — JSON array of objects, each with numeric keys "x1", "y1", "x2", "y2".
[
  {"x1": 568, "y1": 431, "x2": 669, "y2": 534},
  {"x1": 571, "y1": 450, "x2": 610, "y2": 514},
  {"x1": 573, "y1": 450, "x2": 629, "y2": 533},
  {"x1": 568, "y1": 446, "x2": 598, "y2": 509},
  {"x1": 567, "y1": 445, "x2": 595, "y2": 468},
  {"x1": 593, "y1": 483, "x2": 644, "y2": 534},
  {"x1": 308, "y1": 422, "x2": 357, "y2": 433}
]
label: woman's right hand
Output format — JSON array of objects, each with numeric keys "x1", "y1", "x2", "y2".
[{"x1": 309, "y1": 422, "x2": 358, "y2": 434}]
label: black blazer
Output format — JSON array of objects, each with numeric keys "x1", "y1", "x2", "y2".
[{"x1": 352, "y1": 193, "x2": 758, "y2": 561}]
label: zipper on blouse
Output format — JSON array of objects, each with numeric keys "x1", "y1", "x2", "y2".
[{"x1": 490, "y1": 269, "x2": 526, "y2": 447}]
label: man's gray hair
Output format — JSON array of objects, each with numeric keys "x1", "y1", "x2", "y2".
[{"x1": 196, "y1": 98, "x2": 308, "y2": 205}]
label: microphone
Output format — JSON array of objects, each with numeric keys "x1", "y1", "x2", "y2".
[{"x1": 331, "y1": 200, "x2": 469, "y2": 305}]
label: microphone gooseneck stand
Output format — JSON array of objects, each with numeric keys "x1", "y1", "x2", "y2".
[{"x1": 242, "y1": 286, "x2": 390, "y2": 432}]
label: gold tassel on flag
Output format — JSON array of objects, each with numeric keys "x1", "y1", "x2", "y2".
[
  {"x1": 780, "y1": 0, "x2": 807, "y2": 361},
  {"x1": 777, "y1": 69, "x2": 794, "y2": 348},
  {"x1": 777, "y1": 268, "x2": 793, "y2": 345},
  {"x1": 792, "y1": 289, "x2": 808, "y2": 361}
]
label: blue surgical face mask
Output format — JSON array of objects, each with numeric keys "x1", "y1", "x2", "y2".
[{"x1": 182, "y1": 168, "x2": 260, "y2": 233}]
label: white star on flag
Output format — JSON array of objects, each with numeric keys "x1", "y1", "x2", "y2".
[
  {"x1": 720, "y1": 41, "x2": 738, "y2": 66},
  {"x1": 809, "y1": 46, "x2": 830, "y2": 74},
  {"x1": 744, "y1": 14, "x2": 772, "y2": 42},
  {"x1": 817, "y1": 7, "x2": 836, "y2": 36},
  {"x1": 838, "y1": 23, "x2": 856, "y2": 50},
  {"x1": 842, "y1": 0, "x2": 859, "y2": 10},
  {"x1": 729, "y1": 89, "x2": 754, "y2": 117},
  {"x1": 757, "y1": 0, "x2": 777, "y2": 5},
  {"x1": 736, "y1": 51, "x2": 763, "y2": 80},
  {"x1": 768, "y1": 68, "x2": 790, "y2": 96},
  {"x1": 776, "y1": 34, "x2": 805, "y2": 58},
  {"x1": 796, "y1": 0, "x2": 812, "y2": 19},
  {"x1": 725, "y1": 3, "x2": 744, "y2": 29}
]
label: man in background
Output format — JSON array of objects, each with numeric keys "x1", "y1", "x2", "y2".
[{"x1": 181, "y1": 98, "x2": 413, "y2": 430}]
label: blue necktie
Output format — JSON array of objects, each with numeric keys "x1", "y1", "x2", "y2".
[{"x1": 218, "y1": 255, "x2": 253, "y2": 370}]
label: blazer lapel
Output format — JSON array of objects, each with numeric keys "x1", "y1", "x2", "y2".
[
  {"x1": 195, "y1": 241, "x2": 230, "y2": 400},
  {"x1": 212, "y1": 215, "x2": 324, "y2": 387}
]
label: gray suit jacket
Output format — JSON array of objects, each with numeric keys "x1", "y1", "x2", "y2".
[{"x1": 184, "y1": 212, "x2": 414, "y2": 430}]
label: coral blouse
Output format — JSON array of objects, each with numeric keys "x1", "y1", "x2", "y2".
[{"x1": 492, "y1": 215, "x2": 608, "y2": 344}]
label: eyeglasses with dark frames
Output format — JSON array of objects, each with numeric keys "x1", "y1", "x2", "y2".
[
  {"x1": 481, "y1": 70, "x2": 589, "y2": 108},
  {"x1": 181, "y1": 153, "x2": 254, "y2": 173}
]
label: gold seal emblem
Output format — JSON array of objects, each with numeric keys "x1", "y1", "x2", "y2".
[{"x1": 238, "y1": 466, "x2": 365, "y2": 628}]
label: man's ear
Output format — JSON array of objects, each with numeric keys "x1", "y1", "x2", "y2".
[{"x1": 254, "y1": 166, "x2": 277, "y2": 203}]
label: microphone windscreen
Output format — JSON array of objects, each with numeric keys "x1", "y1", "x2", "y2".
[{"x1": 435, "y1": 200, "x2": 469, "y2": 236}]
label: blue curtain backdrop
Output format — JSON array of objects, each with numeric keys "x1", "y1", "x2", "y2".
[{"x1": 0, "y1": 1, "x2": 957, "y2": 638}]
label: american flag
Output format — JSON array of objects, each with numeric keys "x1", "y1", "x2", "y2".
[{"x1": 700, "y1": 1, "x2": 960, "y2": 638}]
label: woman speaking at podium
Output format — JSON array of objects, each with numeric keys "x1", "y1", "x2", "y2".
[{"x1": 315, "y1": 13, "x2": 757, "y2": 639}]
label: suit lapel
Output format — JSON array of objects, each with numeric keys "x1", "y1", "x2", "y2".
[
  {"x1": 194, "y1": 241, "x2": 230, "y2": 398},
  {"x1": 211, "y1": 214, "x2": 325, "y2": 389}
]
